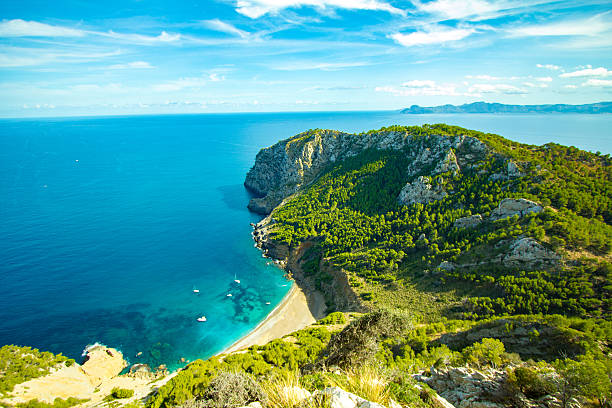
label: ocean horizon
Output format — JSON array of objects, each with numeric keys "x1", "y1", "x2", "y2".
[{"x1": 1, "y1": 111, "x2": 610, "y2": 371}]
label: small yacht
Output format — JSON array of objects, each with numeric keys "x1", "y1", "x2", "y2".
[
  {"x1": 227, "y1": 293, "x2": 233, "y2": 297},
  {"x1": 266, "y1": 302, "x2": 271, "y2": 305},
  {"x1": 234, "y1": 279, "x2": 240, "y2": 284},
  {"x1": 193, "y1": 289, "x2": 200, "y2": 293},
  {"x1": 196, "y1": 316, "x2": 207, "y2": 322}
]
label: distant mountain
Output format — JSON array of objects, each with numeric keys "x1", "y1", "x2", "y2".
[{"x1": 401, "y1": 101, "x2": 612, "y2": 114}]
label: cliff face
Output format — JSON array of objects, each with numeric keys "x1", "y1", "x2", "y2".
[{"x1": 244, "y1": 128, "x2": 490, "y2": 214}]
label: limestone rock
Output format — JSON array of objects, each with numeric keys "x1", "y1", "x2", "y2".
[
  {"x1": 321, "y1": 386, "x2": 367, "y2": 408},
  {"x1": 398, "y1": 176, "x2": 447, "y2": 206},
  {"x1": 245, "y1": 129, "x2": 490, "y2": 214},
  {"x1": 434, "y1": 149, "x2": 460, "y2": 174},
  {"x1": 506, "y1": 160, "x2": 523, "y2": 178},
  {"x1": 454, "y1": 214, "x2": 482, "y2": 229},
  {"x1": 438, "y1": 261, "x2": 457, "y2": 271},
  {"x1": 420, "y1": 367, "x2": 506, "y2": 408},
  {"x1": 503, "y1": 237, "x2": 560, "y2": 268},
  {"x1": 490, "y1": 198, "x2": 542, "y2": 221}
]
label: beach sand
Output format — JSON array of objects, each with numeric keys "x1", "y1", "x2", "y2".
[{"x1": 220, "y1": 282, "x2": 326, "y2": 354}]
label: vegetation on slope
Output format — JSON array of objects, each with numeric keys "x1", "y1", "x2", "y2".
[
  {"x1": 0, "y1": 345, "x2": 74, "y2": 396},
  {"x1": 265, "y1": 124, "x2": 611, "y2": 320}
]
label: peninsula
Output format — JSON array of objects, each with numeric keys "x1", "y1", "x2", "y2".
[{"x1": 401, "y1": 101, "x2": 612, "y2": 114}]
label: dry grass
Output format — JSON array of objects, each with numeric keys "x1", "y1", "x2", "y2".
[
  {"x1": 329, "y1": 366, "x2": 390, "y2": 405},
  {"x1": 261, "y1": 371, "x2": 309, "y2": 408}
]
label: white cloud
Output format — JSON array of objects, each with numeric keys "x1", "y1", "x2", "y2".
[
  {"x1": 468, "y1": 83, "x2": 527, "y2": 94},
  {"x1": 582, "y1": 79, "x2": 612, "y2": 87},
  {"x1": 108, "y1": 61, "x2": 154, "y2": 69},
  {"x1": 508, "y1": 13, "x2": 611, "y2": 37},
  {"x1": 274, "y1": 61, "x2": 369, "y2": 71},
  {"x1": 0, "y1": 19, "x2": 85, "y2": 37},
  {"x1": 564, "y1": 84, "x2": 577, "y2": 89},
  {"x1": 376, "y1": 80, "x2": 459, "y2": 96},
  {"x1": 234, "y1": 0, "x2": 405, "y2": 19},
  {"x1": 536, "y1": 63, "x2": 561, "y2": 71},
  {"x1": 523, "y1": 82, "x2": 547, "y2": 88},
  {"x1": 389, "y1": 27, "x2": 475, "y2": 47},
  {"x1": 208, "y1": 73, "x2": 225, "y2": 81},
  {"x1": 0, "y1": 47, "x2": 122, "y2": 67},
  {"x1": 201, "y1": 19, "x2": 250, "y2": 39},
  {"x1": 102, "y1": 30, "x2": 180, "y2": 44},
  {"x1": 536, "y1": 76, "x2": 552, "y2": 82},
  {"x1": 414, "y1": 0, "x2": 498, "y2": 20},
  {"x1": 152, "y1": 77, "x2": 209, "y2": 92},
  {"x1": 559, "y1": 67, "x2": 610, "y2": 78},
  {"x1": 465, "y1": 74, "x2": 520, "y2": 81}
]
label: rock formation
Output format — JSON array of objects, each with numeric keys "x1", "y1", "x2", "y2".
[
  {"x1": 490, "y1": 198, "x2": 543, "y2": 221},
  {"x1": 453, "y1": 214, "x2": 483, "y2": 229},
  {"x1": 398, "y1": 176, "x2": 448, "y2": 205},
  {"x1": 503, "y1": 237, "x2": 560, "y2": 268}
]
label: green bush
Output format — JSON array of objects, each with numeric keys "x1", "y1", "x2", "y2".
[
  {"x1": 111, "y1": 387, "x2": 134, "y2": 399},
  {"x1": 317, "y1": 312, "x2": 347, "y2": 325},
  {"x1": 461, "y1": 338, "x2": 506, "y2": 368}
]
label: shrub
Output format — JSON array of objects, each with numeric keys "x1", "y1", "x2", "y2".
[
  {"x1": 203, "y1": 371, "x2": 266, "y2": 408},
  {"x1": 507, "y1": 366, "x2": 555, "y2": 398},
  {"x1": 462, "y1": 338, "x2": 506, "y2": 368},
  {"x1": 317, "y1": 312, "x2": 346, "y2": 325},
  {"x1": 321, "y1": 311, "x2": 411, "y2": 369},
  {"x1": 111, "y1": 387, "x2": 135, "y2": 399}
]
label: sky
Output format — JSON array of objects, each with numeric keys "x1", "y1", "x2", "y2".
[{"x1": 0, "y1": 0, "x2": 611, "y2": 117}]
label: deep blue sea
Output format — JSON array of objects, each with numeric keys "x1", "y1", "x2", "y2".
[{"x1": 0, "y1": 111, "x2": 610, "y2": 370}]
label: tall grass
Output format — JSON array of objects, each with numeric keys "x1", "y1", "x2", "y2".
[
  {"x1": 329, "y1": 366, "x2": 390, "y2": 405},
  {"x1": 261, "y1": 371, "x2": 310, "y2": 408}
]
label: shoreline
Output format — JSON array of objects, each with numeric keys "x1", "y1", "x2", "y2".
[{"x1": 219, "y1": 281, "x2": 325, "y2": 355}]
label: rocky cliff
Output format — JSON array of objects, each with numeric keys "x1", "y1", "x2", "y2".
[{"x1": 244, "y1": 128, "x2": 491, "y2": 215}]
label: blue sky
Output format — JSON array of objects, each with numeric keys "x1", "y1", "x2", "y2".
[{"x1": 0, "y1": 0, "x2": 611, "y2": 116}]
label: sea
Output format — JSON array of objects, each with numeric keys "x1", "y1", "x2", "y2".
[{"x1": 0, "y1": 111, "x2": 610, "y2": 370}]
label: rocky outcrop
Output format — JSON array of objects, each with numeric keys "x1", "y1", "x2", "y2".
[
  {"x1": 398, "y1": 176, "x2": 447, "y2": 205},
  {"x1": 320, "y1": 387, "x2": 387, "y2": 408},
  {"x1": 245, "y1": 129, "x2": 490, "y2": 214},
  {"x1": 503, "y1": 237, "x2": 560, "y2": 268},
  {"x1": 490, "y1": 198, "x2": 543, "y2": 221},
  {"x1": 417, "y1": 367, "x2": 508, "y2": 408},
  {"x1": 453, "y1": 214, "x2": 483, "y2": 229}
]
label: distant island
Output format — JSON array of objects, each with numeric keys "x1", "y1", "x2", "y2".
[{"x1": 401, "y1": 101, "x2": 612, "y2": 114}]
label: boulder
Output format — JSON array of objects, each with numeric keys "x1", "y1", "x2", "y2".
[
  {"x1": 398, "y1": 176, "x2": 447, "y2": 206},
  {"x1": 489, "y1": 198, "x2": 542, "y2": 221},
  {"x1": 506, "y1": 161, "x2": 523, "y2": 178},
  {"x1": 453, "y1": 214, "x2": 482, "y2": 229},
  {"x1": 321, "y1": 387, "x2": 366, "y2": 408},
  {"x1": 438, "y1": 261, "x2": 456, "y2": 271},
  {"x1": 503, "y1": 237, "x2": 560, "y2": 268}
]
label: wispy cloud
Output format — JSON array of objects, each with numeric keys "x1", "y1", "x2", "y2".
[
  {"x1": 108, "y1": 61, "x2": 154, "y2": 69},
  {"x1": 536, "y1": 63, "x2": 561, "y2": 71},
  {"x1": 468, "y1": 83, "x2": 528, "y2": 94},
  {"x1": 273, "y1": 61, "x2": 369, "y2": 71},
  {"x1": 582, "y1": 78, "x2": 612, "y2": 87},
  {"x1": 465, "y1": 74, "x2": 520, "y2": 81},
  {"x1": 389, "y1": 27, "x2": 475, "y2": 47},
  {"x1": 0, "y1": 19, "x2": 85, "y2": 37},
  {"x1": 101, "y1": 30, "x2": 181, "y2": 44},
  {"x1": 0, "y1": 46, "x2": 122, "y2": 67},
  {"x1": 413, "y1": 0, "x2": 499, "y2": 20},
  {"x1": 152, "y1": 76, "x2": 209, "y2": 92},
  {"x1": 201, "y1": 19, "x2": 250, "y2": 39},
  {"x1": 559, "y1": 67, "x2": 610, "y2": 78},
  {"x1": 376, "y1": 80, "x2": 459, "y2": 96},
  {"x1": 507, "y1": 12, "x2": 611, "y2": 37},
  {"x1": 233, "y1": 0, "x2": 405, "y2": 19}
]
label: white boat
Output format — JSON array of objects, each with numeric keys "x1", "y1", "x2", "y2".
[
  {"x1": 234, "y1": 279, "x2": 240, "y2": 284},
  {"x1": 193, "y1": 289, "x2": 200, "y2": 293},
  {"x1": 266, "y1": 302, "x2": 271, "y2": 305},
  {"x1": 196, "y1": 316, "x2": 207, "y2": 322},
  {"x1": 227, "y1": 293, "x2": 233, "y2": 297}
]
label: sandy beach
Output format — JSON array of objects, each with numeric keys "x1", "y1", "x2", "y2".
[{"x1": 220, "y1": 282, "x2": 326, "y2": 354}]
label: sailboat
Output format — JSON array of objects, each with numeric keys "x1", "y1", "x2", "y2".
[
  {"x1": 233, "y1": 273, "x2": 240, "y2": 284},
  {"x1": 196, "y1": 316, "x2": 207, "y2": 322}
]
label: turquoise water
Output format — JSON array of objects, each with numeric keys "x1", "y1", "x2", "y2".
[{"x1": 0, "y1": 111, "x2": 610, "y2": 370}]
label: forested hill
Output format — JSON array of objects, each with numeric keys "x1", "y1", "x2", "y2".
[
  {"x1": 401, "y1": 101, "x2": 612, "y2": 114},
  {"x1": 245, "y1": 124, "x2": 611, "y2": 321}
]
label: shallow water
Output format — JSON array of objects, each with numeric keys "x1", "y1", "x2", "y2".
[{"x1": 0, "y1": 111, "x2": 609, "y2": 369}]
